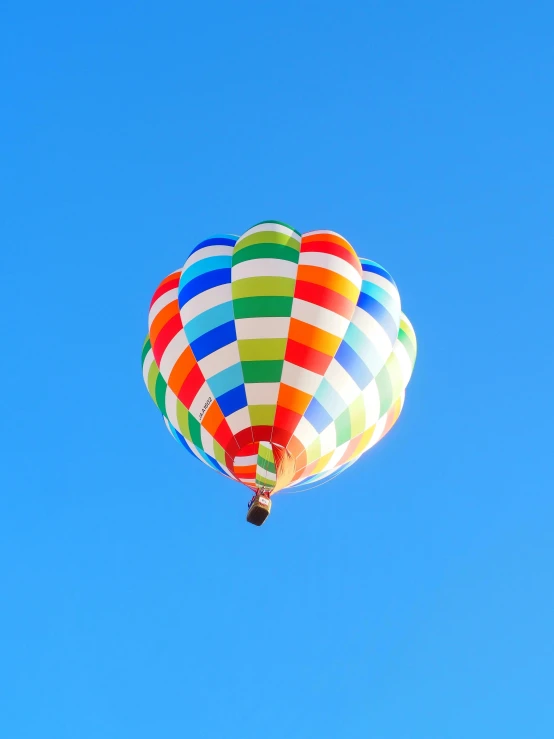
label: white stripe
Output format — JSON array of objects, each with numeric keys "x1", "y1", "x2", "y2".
[
  {"x1": 163, "y1": 386, "x2": 181, "y2": 434},
  {"x1": 188, "y1": 383, "x2": 214, "y2": 422},
  {"x1": 351, "y1": 307, "x2": 394, "y2": 358},
  {"x1": 299, "y1": 251, "x2": 361, "y2": 288},
  {"x1": 368, "y1": 413, "x2": 389, "y2": 448},
  {"x1": 142, "y1": 349, "x2": 155, "y2": 386},
  {"x1": 320, "y1": 442, "x2": 349, "y2": 473},
  {"x1": 238, "y1": 222, "x2": 301, "y2": 241},
  {"x1": 324, "y1": 359, "x2": 361, "y2": 405},
  {"x1": 200, "y1": 426, "x2": 215, "y2": 458},
  {"x1": 198, "y1": 342, "x2": 241, "y2": 378},
  {"x1": 256, "y1": 468, "x2": 277, "y2": 481},
  {"x1": 318, "y1": 424, "x2": 337, "y2": 457},
  {"x1": 234, "y1": 454, "x2": 258, "y2": 466},
  {"x1": 181, "y1": 284, "x2": 231, "y2": 323},
  {"x1": 302, "y1": 230, "x2": 345, "y2": 240},
  {"x1": 281, "y1": 361, "x2": 323, "y2": 395},
  {"x1": 293, "y1": 416, "x2": 319, "y2": 448},
  {"x1": 361, "y1": 380, "x2": 381, "y2": 428},
  {"x1": 235, "y1": 317, "x2": 290, "y2": 340},
  {"x1": 291, "y1": 299, "x2": 350, "y2": 337},
  {"x1": 226, "y1": 407, "x2": 252, "y2": 436},
  {"x1": 363, "y1": 271, "x2": 400, "y2": 300},
  {"x1": 393, "y1": 340, "x2": 414, "y2": 386},
  {"x1": 245, "y1": 382, "x2": 280, "y2": 405},
  {"x1": 232, "y1": 258, "x2": 297, "y2": 281},
  {"x1": 183, "y1": 244, "x2": 234, "y2": 269},
  {"x1": 149, "y1": 287, "x2": 178, "y2": 327},
  {"x1": 159, "y1": 331, "x2": 189, "y2": 382}
]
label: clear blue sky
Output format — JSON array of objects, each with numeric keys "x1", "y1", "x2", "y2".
[{"x1": 2, "y1": 1, "x2": 553, "y2": 737}]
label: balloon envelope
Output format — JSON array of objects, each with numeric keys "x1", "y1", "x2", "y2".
[{"x1": 142, "y1": 221, "x2": 417, "y2": 494}]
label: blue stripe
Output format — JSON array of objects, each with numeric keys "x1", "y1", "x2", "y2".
[
  {"x1": 305, "y1": 397, "x2": 334, "y2": 434},
  {"x1": 357, "y1": 292, "x2": 398, "y2": 343},
  {"x1": 189, "y1": 235, "x2": 238, "y2": 256},
  {"x1": 184, "y1": 301, "x2": 234, "y2": 342},
  {"x1": 315, "y1": 378, "x2": 347, "y2": 419},
  {"x1": 190, "y1": 320, "x2": 236, "y2": 361},
  {"x1": 178, "y1": 268, "x2": 231, "y2": 307},
  {"x1": 180, "y1": 255, "x2": 232, "y2": 285},
  {"x1": 335, "y1": 341, "x2": 373, "y2": 389},
  {"x1": 343, "y1": 323, "x2": 384, "y2": 376},
  {"x1": 170, "y1": 423, "x2": 197, "y2": 460},
  {"x1": 217, "y1": 384, "x2": 248, "y2": 416},
  {"x1": 208, "y1": 363, "x2": 245, "y2": 398},
  {"x1": 361, "y1": 280, "x2": 398, "y2": 313},
  {"x1": 360, "y1": 259, "x2": 395, "y2": 285},
  {"x1": 197, "y1": 449, "x2": 222, "y2": 472}
]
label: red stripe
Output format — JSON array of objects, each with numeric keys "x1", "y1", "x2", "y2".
[
  {"x1": 294, "y1": 280, "x2": 355, "y2": 320},
  {"x1": 252, "y1": 425, "x2": 273, "y2": 443},
  {"x1": 151, "y1": 314, "x2": 182, "y2": 366},
  {"x1": 225, "y1": 451, "x2": 235, "y2": 473},
  {"x1": 150, "y1": 276, "x2": 180, "y2": 308},
  {"x1": 234, "y1": 427, "x2": 255, "y2": 450},
  {"x1": 301, "y1": 240, "x2": 361, "y2": 274},
  {"x1": 235, "y1": 442, "x2": 258, "y2": 457},
  {"x1": 236, "y1": 471, "x2": 256, "y2": 480},
  {"x1": 177, "y1": 363, "x2": 204, "y2": 409},
  {"x1": 269, "y1": 427, "x2": 292, "y2": 449},
  {"x1": 285, "y1": 339, "x2": 333, "y2": 376},
  {"x1": 274, "y1": 406, "x2": 302, "y2": 436},
  {"x1": 213, "y1": 420, "x2": 236, "y2": 453}
]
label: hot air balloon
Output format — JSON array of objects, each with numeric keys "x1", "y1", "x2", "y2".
[{"x1": 142, "y1": 221, "x2": 417, "y2": 525}]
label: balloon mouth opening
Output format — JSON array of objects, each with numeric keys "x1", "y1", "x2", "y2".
[{"x1": 232, "y1": 441, "x2": 296, "y2": 493}]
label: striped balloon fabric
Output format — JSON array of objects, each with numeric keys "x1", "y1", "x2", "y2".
[{"x1": 142, "y1": 221, "x2": 417, "y2": 495}]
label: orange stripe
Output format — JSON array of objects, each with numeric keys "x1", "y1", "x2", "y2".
[
  {"x1": 234, "y1": 466, "x2": 256, "y2": 475},
  {"x1": 277, "y1": 383, "x2": 313, "y2": 415},
  {"x1": 288, "y1": 318, "x2": 342, "y2": 356},
  {"x1": 201, "y1": 401, "x2": 225, "y2": 437},
  {"x1": 302, "y1": 231, "x2": 357, "y2": 257},
  {"x1": 167, "y1": 345, "x2": 196, "y2": 396},
  {"x1": 297, "y1": 265, "x2": 358, "y2": 302},
  {"x1": 149, "y1": 300, "x2": 180, "y2": 345}
]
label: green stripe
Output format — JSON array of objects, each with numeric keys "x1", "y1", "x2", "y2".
[
  {"x1": 250, "y1": 220, "x2": 302, "y2": 235},
  {"x1": 146, "y1": 362, "x2": 159, "y2": 402},
  {"x1": 234, "y1": 230, "x2": 301, "y2": 252},
  {"x1": 141, "y1": 336, "x2": 152, "y2": 364},
  {"x1": 349, "y1": 396, "x2": 366, "y2": 438},
  {"x1": 387, "y1": 352, "x2": 405, "y2": 399},
  {"x1": 154, "y1": 373, "x2": 167, "y2": 416},
  {"x1": 376, "y1": 364, "x2": 394, "y2": 417},
  {"x1": 233, "y1": 296, "x2": 293, "y2": 319},
  {"x1": 188, "y1": 416, "x2": 202, "y2": 449},
  {"x1": 335, "y1": 408, "x2": 351, "y2": 447},
  {"x1": 398, "y1": 327, "x2": 417, "y2": 365},
  {"x1": 249, "y1": 405, "x2": 276, "y2": 426},
  {"x1": 257, "y1": 443, "x2": 274, "y2": 462},
  {"x1": 176, "y1": 400, "x2": 191, "y2": 441},
  {"x1": 238, "y1": 339, "x2": 287, "y2": 361},
  {"x1": 214, "y1": 441, "x2": 226, "y2": 467},
  {"x1": 232, "y1": 243, "x2": 300, "y2": 265},
  {"x1": 256, "y1": 474, "x2": 277, "y2": 487},
  {"x1": 306, "y1": 438, "x2": 321, "y2": 464},
  {"x1": 258, "y1": 458, "x2": 276, "y2": 474},
  {"x1": 232, "y1": 276, "x2": 295, "y2": 299},
  {"x1": 242, "y1": 360, "x2": 283, "y2": 383}
]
